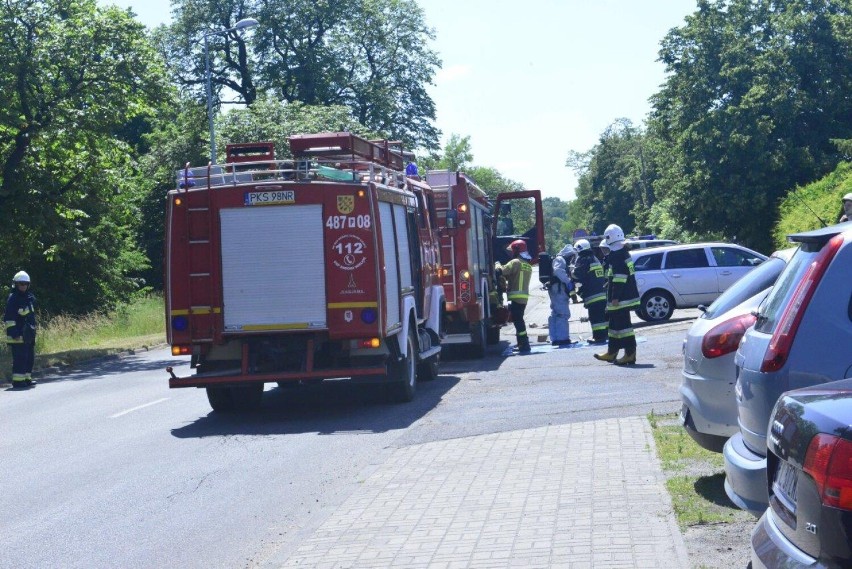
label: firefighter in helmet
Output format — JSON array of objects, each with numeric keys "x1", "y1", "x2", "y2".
[
  {"x1": 496, "y1": 239, "x2": 533, "y2": 353},
  {"x1": 5, "y1": 271, "x2": 37, "y2": 387},
  {"x1": 593, "y1": 224, "x2": 640, "y2": 365},
  {"x1": 570, "y1": 239, "x2": 608, "y2": 344}
]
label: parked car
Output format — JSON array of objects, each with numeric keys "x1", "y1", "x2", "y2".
[
  {"x1": 624, "y1": 237, "x2": 680, "y2": 250},
  {"x1": 680, "y1": 248, "x2": 795, "y2": 452},
  {"x1": 724, "y1": 223, "x2": 852, "y2": 516},
  {"x1": 751, "y1": 378, "x2": 852, "y2": 568},
  {"x1": 631, "y1": 242, "x2": 768, "y2": 322}
]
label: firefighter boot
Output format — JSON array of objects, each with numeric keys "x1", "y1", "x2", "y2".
[
  {"x1": 615, "y1": 352, "x2": 637, "y2": 366},
  {"x1": 517, "y1": 336, "x2": 532, "y2": 354},
  {"x1": 593, "y1": 350, "x2": 618, "y2": 363}
]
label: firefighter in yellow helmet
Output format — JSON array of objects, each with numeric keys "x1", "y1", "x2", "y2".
[
  {"x1": 496, "y1": 239, "x2": 533, "y2": 353},
  {"x1": 5, "y1": 271, "x2": 37, "y2": 387},
  {"x1": 593, "y1": 225, "x2": 640, "y2": 365}
]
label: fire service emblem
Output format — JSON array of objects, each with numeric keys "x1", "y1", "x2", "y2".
[{"x1": 337, "y1": 195, "x2": 354, "y2": 214}]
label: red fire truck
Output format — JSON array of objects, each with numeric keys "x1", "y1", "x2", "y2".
[
  {"x1": 165, "y1": 133, "x2": 444, "y2": 411},
  {"x1": 425, "y1": 171, "x2": 545, "y2": 357}
]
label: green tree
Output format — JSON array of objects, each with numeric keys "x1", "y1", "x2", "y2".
[
  {"x1": 0, "y1": 0, "x2": 169, "y2": 313},
  {"x1": 651, "y1": 0, "x2": 852, "y2": 253}
]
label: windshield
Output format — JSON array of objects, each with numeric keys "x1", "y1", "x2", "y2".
[
  {"x1": 755, "y1": 249, "x2": 821, "y2": 333},
  {"x1": 702, "y1": 256, "x2": 787, "y2": 319}
]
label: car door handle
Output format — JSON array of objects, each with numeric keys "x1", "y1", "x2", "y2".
[
  {"x1": 719, "y1": 270, "x2": 732, "y2": 275},
  {"x1": 669, "y1": 273, "x2": 681, "y2": 278}
]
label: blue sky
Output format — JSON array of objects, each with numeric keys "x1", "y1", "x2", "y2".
[{"x1": 103, "y1": 0, "x2": 698, "y2": 200}]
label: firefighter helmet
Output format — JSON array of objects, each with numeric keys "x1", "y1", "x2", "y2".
[
  {"x1": 574, "y1": 239, "x2": 591, "y2": 252},
  {"x1": 603, "y1": 224, "x2": 625, "y2": 245},
  {"x1": 12, "y1": 271, "x2": 30, "y2": 284},
  {"x1": 843, "y1": 192, "x2": 852, "y2": 202},
  {"x1": 507, "y1": 239, "x2": 528, "y2": 255}
]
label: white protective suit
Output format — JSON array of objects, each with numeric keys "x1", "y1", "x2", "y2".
[{"x1": 548, "y1": 245, "x2": 575, "y2": 344}]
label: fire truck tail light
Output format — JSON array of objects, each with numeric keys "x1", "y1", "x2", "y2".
[
  {"x1": 460, "y1": 270, "x2": 470, "y2": 280},
  {"x1": 361, "y1": 308, "x2": 377, "y2": 324},
  {"x1": 460, "y1": 281, "x2": 470, "y2": 291},
  {"x1": 171, "y1": 345, "x2": 191, "y2": 356},
  {"x1": 357, "y1": 189, "x2": 365, "y2": 198},
  {"x1": 174, "y1": 197, "x2": 183, "y2": 206},
  {"x1": 172, "y1": 316, "x2": 189, "y2": 331},
  {"x1": 457, "y1": 203, "x2": 468, "y2": 213},
  {"x1": 359, "y1": 338, "x2": 381, "y2": 349}
]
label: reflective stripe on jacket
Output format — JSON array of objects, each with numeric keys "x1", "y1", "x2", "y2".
[
  {"x1": 497, "y1": 257, "x2": 532, "y2": 304},
  {"x1": 605, "y1": 248, "x2": 640, "y2": 311}
]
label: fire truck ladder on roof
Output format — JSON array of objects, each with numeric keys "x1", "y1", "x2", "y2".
[{"x1": 179, "y1": 162, "x2": 217, "y2": 343}]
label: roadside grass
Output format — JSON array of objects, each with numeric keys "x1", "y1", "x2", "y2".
[
  {"x1": 648, "y1": 411, "x2": 752, "y2": 529},
  {"x1": 0, "y1": 295, "x2": 165, "y2": 380}
]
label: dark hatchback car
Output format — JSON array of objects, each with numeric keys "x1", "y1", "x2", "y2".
[{"x1": 752, "y1": 378, "x2": 852, "y2": 568}]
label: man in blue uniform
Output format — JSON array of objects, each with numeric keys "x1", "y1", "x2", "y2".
[{"x1": 5, "y1": 271, "x2": 37, "y2": 387}]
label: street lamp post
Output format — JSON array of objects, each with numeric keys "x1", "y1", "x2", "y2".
[{"x1": 203, "y1": 17, "x2": 259, "y2": 163}]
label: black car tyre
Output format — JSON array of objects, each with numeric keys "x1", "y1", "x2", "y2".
[
  {"x1": 470, "y1": 320, "x2": 487, "y2": 358},
  {"x1": 638, "y1": 290, "x2": 675, "y2": 322},
  {"x1": 418, "y1": 353, "x2": 440, "y2": 382}
]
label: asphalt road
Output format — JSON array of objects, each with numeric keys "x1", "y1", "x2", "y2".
[{"x1": 0, "y1": 289, "x2": 701, "y2": 569}]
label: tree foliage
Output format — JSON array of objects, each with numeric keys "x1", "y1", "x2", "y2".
[
  {"x1": 651, "y1": 0, "x2": 852, "y2": 252},
  {"x1": 0, "y1": 0, "x2": 170, "y2": 313},
  {"x1": 160, "y1": 0, "x2": 441, "y2": 148}
]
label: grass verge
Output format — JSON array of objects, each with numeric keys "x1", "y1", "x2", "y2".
[
  {"x1": 648, "y1": 411, "x2": 752, "y2": 529},
  {"x1": 1, "y1": 295, "x2": 165, "y2": 380}
]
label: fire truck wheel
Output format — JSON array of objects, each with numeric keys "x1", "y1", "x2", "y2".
[
  {"x1": 418, "y1": 354, "x2": 440, "y2": 382},
  {"x1": 388, "y1": 332, "x2": 417, "y2": 403},
  {"x1": 231, "y1": 383, "x2": 264, "y2": 411},
  {"x1": 470, "y1": 320, "x2": 487, "y2": 358},
  {"x1": 206, "y1": 387, "x2": 235, "y2": 412}
]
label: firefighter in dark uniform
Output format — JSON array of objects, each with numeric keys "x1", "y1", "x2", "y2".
[
  {"x1": 496, "y1": 239, "x2": 533, "y2": 353},
  {"x1": 571, "y1": 238, "x2": 608, "y2": 344},
  {"x1": 5, "y1": 271, "x2": 37, "y2": 387},
  {"x1": 593, "y1": 225, "x2": 640, "y2": 365}
]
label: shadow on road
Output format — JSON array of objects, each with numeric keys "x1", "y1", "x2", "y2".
[{"x1": 170, "y1": 373, "x2": 461, "y2": 439}]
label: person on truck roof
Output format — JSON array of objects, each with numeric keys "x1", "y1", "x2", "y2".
[{"x1": 496, "y1": 240, "x2": 533, "y2": 354}]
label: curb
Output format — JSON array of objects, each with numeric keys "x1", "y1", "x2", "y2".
[{"x1": 1, "y1": 342, "x2": 169, "y2": 388}]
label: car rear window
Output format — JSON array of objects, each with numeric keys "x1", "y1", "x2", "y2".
[
  {"x1": 633, "y1": 252, "x2": 662, "y2": 271},
  {"x1": 755, "y1": 249, "x2": 821, "y2": 333},
  {"x1": 702, "y1": 256, "x2": 786, "y2": 319}
]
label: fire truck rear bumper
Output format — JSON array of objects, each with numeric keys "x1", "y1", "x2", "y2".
[{"x1": 168, "y1": 366, "x2": 388, "y2": 388}]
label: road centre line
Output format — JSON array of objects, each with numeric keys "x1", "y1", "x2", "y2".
[{"x1": 110, "y1": 398, "x2": 170, "y2": 419}]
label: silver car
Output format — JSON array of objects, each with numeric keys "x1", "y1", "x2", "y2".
[
  {"x1": 680, "y1": 249, "x2": 794, "y2": 452},
  {"x1": 723, "y1": 223, "x2": 852, "y2": 516},
  {"x1": 632, "y1": 242, "x2": 768, "y2": 322}
]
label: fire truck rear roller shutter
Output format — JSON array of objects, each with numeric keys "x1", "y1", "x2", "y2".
[{"x1": 220, "y1": 205, "x2": 327, "y2": 331}]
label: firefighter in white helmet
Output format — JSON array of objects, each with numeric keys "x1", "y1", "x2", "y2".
[
  {"x1": 571, "y1": 239, "x2": 608, "y2": 344},
  {"x1": 593, "y1": 225, "x2": 640, "y2": 365},
  {"x1": 840, "y1": 192, "x2": 852, "y2": 223},
  {"x1": 5, "y1": 271, "x2": 37, "y2": 387}
]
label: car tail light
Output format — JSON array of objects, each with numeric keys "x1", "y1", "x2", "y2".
[
  {"x1": 760, "y1": 234, "x2": 844, "y2": 372},
  {"x1": 702, "y1": 313, "x2": 756, "y2": 358},
  {"x1": 803, "y1": 433, "x2": 852, "y2": 510}
]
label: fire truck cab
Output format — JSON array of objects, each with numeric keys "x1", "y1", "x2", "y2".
[
  {"x1": 166, "y1": 133, "x2": 444, "y2": 411},
  {"x1": 426, "y1": 171, "x2": 545, "y2": 357}
]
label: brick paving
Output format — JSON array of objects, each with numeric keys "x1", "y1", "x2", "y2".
[{"x1": 279, "y1": 417, "x2": 689, "y2": 568}]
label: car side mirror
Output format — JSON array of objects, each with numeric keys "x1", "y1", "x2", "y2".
[{"x1": 698, "y1": 305, "x2": 707, "y2": 313}]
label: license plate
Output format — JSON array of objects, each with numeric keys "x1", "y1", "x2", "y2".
[
  {"x1": 244, "y1": 190, "x2": 295, "y2": 206},
  {"x1": 774, "y1": 461, "x2": 798, "y2": 505}
]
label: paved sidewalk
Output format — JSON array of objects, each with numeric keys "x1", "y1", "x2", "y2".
[{"x1": 279, "y1": 417, "x2": 689, "y2": 568}]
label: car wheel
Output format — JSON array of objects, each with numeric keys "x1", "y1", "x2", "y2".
[
  {"x1": 206, "y1": 387, "x2": 235, "y2": 412},
  {"x1": 231, "y1": 383, "x2": 264, "y2": 411},
  {"x1": 470, "y1": 320, "x2": 487, "y2": 358},
  {"x1": 638, "y1": 290, "x2": 675, "y2": 322}
]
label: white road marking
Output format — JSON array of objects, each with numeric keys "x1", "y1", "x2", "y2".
[{"x1": 110, "y1": 398, "x2": 170, "y2": 419}]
